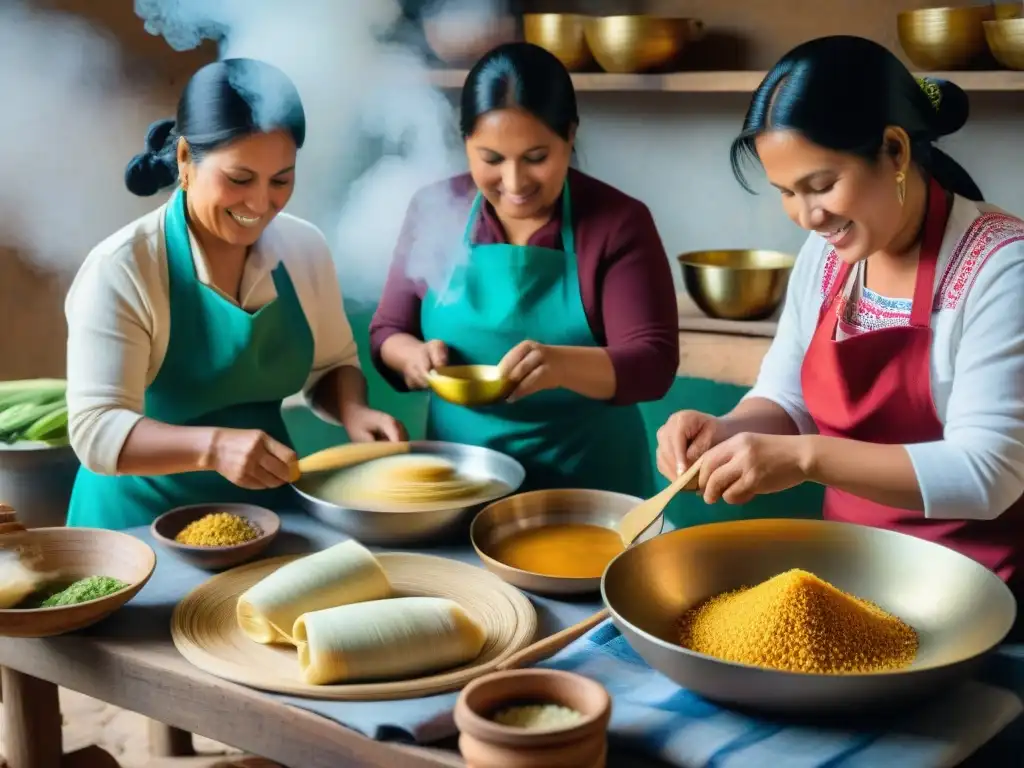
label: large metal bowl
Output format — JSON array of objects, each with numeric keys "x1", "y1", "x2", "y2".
[
  {"x1": 583, "y1": 15, "x2": 704, "y2": 74},
  {"x1": 677, "y1": 249, "x2": 795, "y2": 321},
  {"x1": 985, "y1": 18, "x2": 1024, "y2": 69},
  {"x1": 471, "y1": 488, "x2": 660, "y2": 596},
  {"x1": 602, "y1": 518, "x2": 1016, "y2": 715},
  {"x1": 897, "y1": 5, "x2": 1006, "y2": 70},
  {"x1": 523, "y1": 13, "x2": 593, "y2": 71},
  {"x1": 292, "y1": 441, "x2": 525, "y2": 546}
]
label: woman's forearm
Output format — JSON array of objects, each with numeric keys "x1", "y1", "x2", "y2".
[
  {"x1": 116, "y1": 418, "x2": 213, "y2": 476},
  {"x1": 722, "y1": 396, "x2": 801, "y2": 438},
  {"x1": 380, "y1": 333, "x2": 423, "y2": 374},
  {"x1": 311, "y1": 365, "x2": 370, "y2": 422},
  {"x1": 553, "y1": 346, "x2": 617, "y2": 400},
  {"x1": 801, "y1": 435, "x2": 924, "y2": 510}
]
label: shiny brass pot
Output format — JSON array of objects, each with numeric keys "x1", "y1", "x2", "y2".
[
  {"x1": 897, "y1": 5, "x2": 1010, "y2": 70},
  {"x1": 602, "y1": 518, "x2": 1016, "y2": 715},
  {"x1": 584, "y1": 15, "x2": 704, "y2": 74},
  {"x1": 985, "y1": 18, "x2": 1024, "y2": 70},
  {"x1": 523, "y1": 14, "x2": 592, "y2": 71},
  {"x1": 677, "y1": 249, "x2": 794, "y2": 321}
]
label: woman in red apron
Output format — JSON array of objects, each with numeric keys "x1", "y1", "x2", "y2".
[{"x1": 655, "y1": 36, "x2": 1024, "y2": 600}]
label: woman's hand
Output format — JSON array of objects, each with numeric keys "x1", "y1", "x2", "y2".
[
  {"x1": 698, "y1": 433, "x2": 811, "y2": 505},
  {"x1": 206, "y1": 428, "x2": 298, "y2": 489},
  {"x1": 401, "y1": 340, "x2": 448, "y2": 389},
  {"x1": 342, "y1": 405, "x2": 408, "y2": 443},
  {"x1": 498, "y1": 341, "x2": 564, "y2": 402},
  {"x1": 655, "y1": 410, "x2": 729, "y2": 479}
]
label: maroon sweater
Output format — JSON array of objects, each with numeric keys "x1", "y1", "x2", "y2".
[{"x1": 369, "y1": 168, "x2": 679, "y2": 406}]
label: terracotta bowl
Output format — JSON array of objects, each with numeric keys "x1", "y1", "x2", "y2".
[
  {"x1": 454, "y1": 668, "x2": 612, "y2": 768},
  {"x1": 151, "y1": 503, "x2": 280, "y2": 571},
  {"x1": 0, "y1": 526, "x2": 156, "y2": 638}
]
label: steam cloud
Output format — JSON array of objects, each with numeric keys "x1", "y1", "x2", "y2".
[{"x1": 1, "y1": 0, "x2": 507, "y2": 304}]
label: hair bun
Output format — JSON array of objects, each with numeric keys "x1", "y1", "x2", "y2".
[
  {"x1": 144, "y1": 118, "x2": 177, "y2": 153},
  {"x1": 929, "y1": 78, "x2": 970, "y2": 138},
  {"x1": 124, "y1": 151, "x2": 177, "y2": 197}
]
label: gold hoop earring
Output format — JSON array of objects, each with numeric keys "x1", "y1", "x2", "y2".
[{"x1": 895, "y1": 171, "x2": 906, "y2": 207}]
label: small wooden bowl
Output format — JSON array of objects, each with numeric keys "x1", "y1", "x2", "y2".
[
  {"x1": 151, "y1": 503, "x2": 280, "y2": 571},
  {"x1": 0, "y1": 527, "x2": 156, "y2": 638},
  {"x1": 454, "y1": 668, "x2": 612, "y2": 768},
  {"x1": 427, "y1": 365, "x2": 512, "y2": 407}
]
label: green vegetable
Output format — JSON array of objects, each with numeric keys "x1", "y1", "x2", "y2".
[
  {"x1": 0, "y1": 379, "x2": 69, "y2": 445},
  {"x1": 40, "y1": 575, "x2": 127, "y2": 607}
]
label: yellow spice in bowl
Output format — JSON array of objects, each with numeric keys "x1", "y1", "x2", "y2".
[
  {"x1": 175, "y1": 512, "x2": 261, "y2": 547},
  {"x1": 677, "y1": 568, "x2": 918, "y2": 674}
]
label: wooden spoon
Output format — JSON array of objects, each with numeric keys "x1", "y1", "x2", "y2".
[
  {"x1": 495, "y1": 609, "x2": 609, "y2": 671},
  {"x1": 292, "y1": 442, "x2": 411, "y2": 481},
  {"x1": 615, "y1": 456, "x2": 704, "y2": 548}
]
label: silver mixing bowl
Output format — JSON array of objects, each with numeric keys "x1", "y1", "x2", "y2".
[
  {"x1": 601, "y1": 518, "x2": 1016, "y2": 715},
  {"x1": 471, "y1": 488, "x2": 661, "y2": 596},
  {"x1": 291, "y1": 441, "x2": 525, "y2": 546}
]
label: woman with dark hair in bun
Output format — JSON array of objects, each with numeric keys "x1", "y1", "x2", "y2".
[
  {"x1": 371, "y1": 42, "x2": 678, "y2": 497},
  {"x1": 65, "y1": 58, "x2": 404, "y2": 529},
  {"x1": 656, "y1": 36, "x2": 1024, "y2": 589}
]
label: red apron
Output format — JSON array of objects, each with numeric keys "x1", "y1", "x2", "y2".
[{"x1": 801, "y1": 177, "x2": 1024, "y2": 587}]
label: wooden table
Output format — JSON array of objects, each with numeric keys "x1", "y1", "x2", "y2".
[{"x1": 0, "y1": 631, "x2": 468, "y2": 768}]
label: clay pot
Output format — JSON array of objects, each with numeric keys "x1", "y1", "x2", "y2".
[{"x1": 454, "y1": 669, "x2": 611, "y2": 768}]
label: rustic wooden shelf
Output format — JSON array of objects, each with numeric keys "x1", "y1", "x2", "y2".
[
  {"x1": 429, "y1": 69, "x2": 1024, "y2": 93},
  {"x1": 677, "y1": 292, "x2": 779, "y2": 338}
]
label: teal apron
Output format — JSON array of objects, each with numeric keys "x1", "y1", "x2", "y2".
[
  {"x1": 67, "y1": 190, "x2": 315, "y2": 529},
  {"x1": 421, "y1": 184, "x2": 652, "y2": 497}
]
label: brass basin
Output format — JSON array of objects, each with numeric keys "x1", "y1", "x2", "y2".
[
  {"x1": 897, "y1": 5, "x2": 1014, "y2": 70},
  {"x1": 583, "y1": 15, "x2": 704, "y2": 74},
  {"x1": 985, "y1": 18, "x2": 1024, "y2": 70},
  {"x1": 602, "y1": 518, "x2": 1016, "y2": 714},
  {"x1": 677, "y1": 249, "x2": 795, "y2": 321},
  {"x1": 523, "y1": 14, "x2": 592, "y2": 71}
]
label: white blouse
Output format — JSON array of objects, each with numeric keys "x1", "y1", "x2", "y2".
[
  {"x1": 65, "y1": 203, "x2": 361, "y2": 476},
  {"x1": 745, "y1": 195, "x2": 1024, "y2": 521}
]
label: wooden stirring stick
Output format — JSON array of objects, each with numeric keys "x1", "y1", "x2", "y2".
[
  {"x1": 615, "y1": 456, "x2": 704, "y2": 548},
  {"x1": 496, "y1": 609, "x2": 610, "y2": 671},
  {"x1": 293, "y1": 442, "x2": 411, "y2": 480}
]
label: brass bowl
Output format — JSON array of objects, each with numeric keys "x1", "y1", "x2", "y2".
[
  {"x1": 523, "y1": 14, "x2": 593, "y2": 71},
  {"x1": 583, "y1": 15, "x2": 704, "y2": 74},
  {"x1": 897, "y1": 5, "x2": 1005, "y2": 70},
  {"x1": 985, "y1": 18, "x2": 1024, "y2": 69},
  {"x1": 427, "y1": 365, "x2": 512, "y2": 407},
  {"x1": 423, "y1": 13, "x2": 518, "y2": 67},
  {"x1": 602, "y1": 518, "x2": 1016, "y2": 715},
  {"x1": 470, "y1": 488, "x2": 659, "y2": 596},
  {"x1": 677, "y1": 249, "x2": 795, "y2": 321}
]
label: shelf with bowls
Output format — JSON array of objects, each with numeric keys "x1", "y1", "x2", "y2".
[{"x1": 427, "y1": 68, "x2": 1024, "y2": 92}]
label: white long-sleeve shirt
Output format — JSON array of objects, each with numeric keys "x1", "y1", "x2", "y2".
[
  {"x1": 65, "y1": 202, "x2": 360, "y2": 475},
  {"x1": 746, "y1": 194, "x2": 1024, "y2": 521}
]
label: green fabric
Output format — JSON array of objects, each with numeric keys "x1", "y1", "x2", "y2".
[
  {"x1": 67, "y1": 189, "x2": 315, "y2": 530},
  {"x1": 417, "y1": 183, "x2": 652, "y2": 498}
]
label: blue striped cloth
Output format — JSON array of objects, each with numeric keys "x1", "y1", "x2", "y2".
[{"x1": 538, "y1": 621, "x2": 1023, "y2": 768}]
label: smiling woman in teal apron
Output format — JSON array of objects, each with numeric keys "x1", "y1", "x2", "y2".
[
  {"x1": 370, "y1": 43, "x2": 679, "y2": 497},
  {"x1": 64, "y1": 59, "x2": 404, "y2": 530}
]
